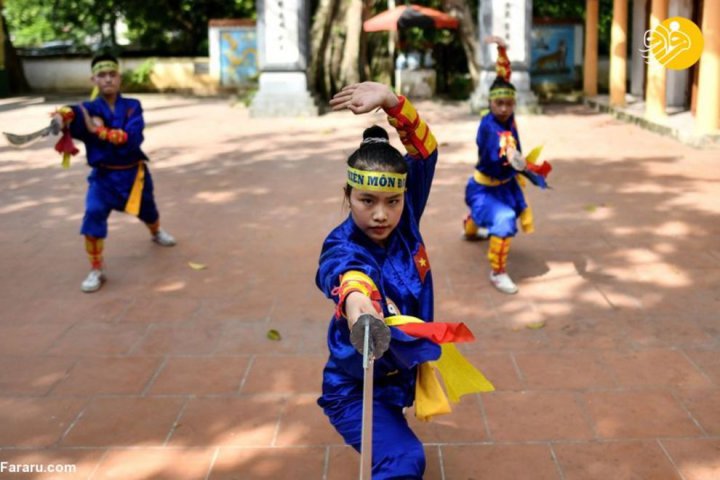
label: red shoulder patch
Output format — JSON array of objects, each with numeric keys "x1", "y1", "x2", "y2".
[{"x1": 414, "y1": 243, "x2": 431, "y2": 283}]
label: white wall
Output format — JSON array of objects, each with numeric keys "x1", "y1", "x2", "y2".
[{"x1": 21, "y1": 57, "x2": 218, "y2": 93}]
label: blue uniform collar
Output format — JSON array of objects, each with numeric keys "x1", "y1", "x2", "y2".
[{"x1": 489, "y1": 112, "x2": 515, "y2": 130}]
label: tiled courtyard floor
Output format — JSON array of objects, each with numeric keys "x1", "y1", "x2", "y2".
[{"x1": 0, "y1": 95, "x2": 718, "y2": 479}]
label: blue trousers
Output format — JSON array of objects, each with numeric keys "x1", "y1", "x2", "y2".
[
  {"x1": 81, "y1": 166, "x2": 159, "y2": 238},
  {"x1": 323, "y1": 398, "x2": 425, "y2": 479},
  {"x1": 465, "y1": 176, "x2": 527, "y2": 238}
]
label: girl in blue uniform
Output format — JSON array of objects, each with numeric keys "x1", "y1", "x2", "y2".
[
  {"x1": 52, "y1": 53, "x2": 175, "y2": 293},
  {"x1": 316, "y1": 82, "x2": 439, "y2": 479}
]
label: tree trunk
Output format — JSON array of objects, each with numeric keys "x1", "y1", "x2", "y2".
[
  {"x1": 309, "y1": 0, "x2": 339, "y2": 98},
  {"x1": 444, "y1": 0, "x2": 480, "y2": 86},
  {"x1": 360, "y1": 0, "x2": 371, "y2": 80},
  {"x1": 326, "y1": 2, "x2": 348, "y2": 95},
  {"x1": 338, "y1": 0, "x2": 364, "y2": 86},
  {"x1": 0, "y1": 1, "x2": 30, "y2": 94},
  {"x1": 310, "y1": 0, "x2": 370, "y2": 99}
]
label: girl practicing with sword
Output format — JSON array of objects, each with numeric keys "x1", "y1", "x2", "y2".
[{"x1": 316, "y1": 82, "x2": 493, "y2": 479}]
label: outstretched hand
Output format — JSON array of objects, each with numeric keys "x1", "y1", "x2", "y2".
[
  {"x1": 329, "y1": 82, "x2": 399, "y2": 114},
  {"x1": 345, "y1": 291, "x2": 383, "y2": 329}
]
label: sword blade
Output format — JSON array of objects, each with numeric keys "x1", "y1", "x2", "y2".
[
  {"x1": 3, "y1": 126, "x2": 52, "y2": 146},
  {"x1": 359, "y1": 321, "x2": 373, "y2": 480}
]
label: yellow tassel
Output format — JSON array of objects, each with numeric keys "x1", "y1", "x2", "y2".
[
  {"x1": 514, "y1": 174, "x2": 535, "y2": 233},
  {"x1": 414, "y1": 363, "x2": 452, "y2": 421},
  {"x1": 124, "y1": 162, "x2": 145, "y2": 216},
  {"x1": 525, "y1": 145, "x2": 543, "y2": 165},
  {"x1": 520, "y1": 207, "x2": 534, "y2": 233},
  {"x1": 385, "y1": 315, "x2": 495, "y2": 421},
  {"x1": 62, "y1": 153, "x2": 71, "y2": 169},
  {"x1": 434, "y1": 344, "x2": 495, "y2": 402},
  {"x1": 90, "y1": 86, "x2": 99, "y2": 100}
]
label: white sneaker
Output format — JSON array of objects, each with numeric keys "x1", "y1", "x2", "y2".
[
  {"x1": 152, "y1": 229, "x2": 176, "y2": 247},
  {"x1": 81, "y1": 269, "x2": 105, "y2": 293},
  {"x1": 489, "y1": 271, "x2": 518, "y2": 294},
  {"x1": 473, "y1": 227, "x2": 490, "y2": 240},
  {"x1": 462, "y1": 216, "x2": 490, "y2": 241}
]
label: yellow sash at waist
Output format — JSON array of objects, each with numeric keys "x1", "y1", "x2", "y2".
[
  {"x1": 124, "y1": 161, "x2": 145, "y2": 216},
  {"x1": 473, "y1": 169, "x2": 513, "y2": 186}
]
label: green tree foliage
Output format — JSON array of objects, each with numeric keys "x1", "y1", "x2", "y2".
[
  {"x1": 122, "y1": 0, "x2": 255, "y2": 54},
  {"x1": 3, "y1": 0, "x2": 255, "y2": 54},
  {"x1": 3, "y1": 0, "x2": 70, "y2": 47}
]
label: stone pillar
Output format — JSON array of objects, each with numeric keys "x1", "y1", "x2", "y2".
[
  {"x1": 696, "y1": 0, "x2": 720, "y2": 133},
  {"x1": 250, "y1": 0, "x2": 318, "y2": 117},
  {"x1": 584, "y1": 0, "x2": 599, "y2": 96},
  {"x1": 630, "y1": 0, "x2": 647, "y2": 97},
  {"x1": 470, "y1": 0, "x2": 538, "y2": 113},
  {"x1": 645, "y1": 0, "x2": 668, "y2": 118},
  {"x1": 666, "y1": 0, "x2": 692, "y2": 108},
  {"x1": 609, "y1": 0, "x2": 628, "y2": 107}
]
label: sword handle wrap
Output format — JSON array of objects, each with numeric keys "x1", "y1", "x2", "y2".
[{"x1": 54, "y1": 106, "x2": 75, "y2": 125}]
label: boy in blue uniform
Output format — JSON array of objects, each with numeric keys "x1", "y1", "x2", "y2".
[
  {"x1": 52, "y1": 53, "x2": 175, "y2": 293},
  {"x1": 316, "y1": 82, "x2": 439, "y2": 479},
  {"x1": 463, "y1": 37, "x2": 537, "y2": 295}
]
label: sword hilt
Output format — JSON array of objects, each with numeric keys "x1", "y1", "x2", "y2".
[{"x1": 350, "y1": 313, "x2": 391, "y2": 362}]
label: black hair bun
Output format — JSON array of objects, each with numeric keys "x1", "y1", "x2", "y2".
[{"x1": 362, "y1": 125, "x2": 389, "y2": 141}]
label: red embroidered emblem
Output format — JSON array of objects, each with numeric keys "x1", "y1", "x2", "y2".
[{"x1": 414, "y1": 243, "x2": 431, "y2": 283}]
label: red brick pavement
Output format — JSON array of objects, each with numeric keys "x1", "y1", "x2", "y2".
[{"x1": 0, "y1": 95, "x2": 718, "y2": 479}]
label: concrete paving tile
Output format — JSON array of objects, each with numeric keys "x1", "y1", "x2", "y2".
[
  {"x1": 676, "y1": 387, "x2": 720, "y2": 435},
  {"x1": 148, "y1": 356, "x2": 251, "y2": 395},
  {"x1": 47, "y1": 322, "x2": 148, "y2": 356},
  {"x1": 583, "y1": 391, "x2": 701, "y2": 439},
  {"x1": 168, "y1": 397, "x2": 284, "y2": 447},
  {"x1": 0, "y1": 397, "x2": 86, "y2": 447},
  {"x1": 61, "y1": 397, "x2": 185, "y2": 447},
  {"x1": 51, "y1": 356, "x2": 162, "y2": 396},
  {"x1": 660, "y1": 439, "x2": 720, "y2": 480},
  {"x1": 91, "y1": 448, "x2": 214, "y2": 480},
  {"x1": 275, "y1": 394, "x2": 340, "y2": 447},
  {"x1": 440, "y1": 444, "x2": 560, "y2": 480},
  {"x1": 209, "y1": 447, "x2": 326, "y2": 480},
  {"x1": 0, "y1": 356, "x2": 75, "y2": 395},
  {"x1": 514, "y1": 351, "x2": 617, "y2": 390},
  {"x1": 553, "y1": 441, "x2": 681, "y2": 480},
  {"x1": 601, "y1": 349, "x2": 713, "y2": 389},
  {"x1": 240, "y1": 356, "x2": 325, "y2": 395},
  {"x1": 483, "y1": 391, "x2": 594, "y2": 441}
]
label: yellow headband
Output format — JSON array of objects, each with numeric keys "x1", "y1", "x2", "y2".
[
  {"x1": 92, "y1": 60, "x2": 120, "y2": 74},
  {"x1": 347, "y1": 167, "x2": 407, "y2": 193},
  {"x1": 489, "y1": 88, "x2": 516, "y2": 100}
]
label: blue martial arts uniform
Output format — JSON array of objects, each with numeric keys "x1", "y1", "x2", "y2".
[
  {"x1": 316, "y1": 106, "x2": 439, "y2": 479},
  {"x1": 465, "y1": 112, "x2": 528, "y2": 238},
  {"x1": 68, "y1": 94, "x2": 158, "y2": 238}
]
